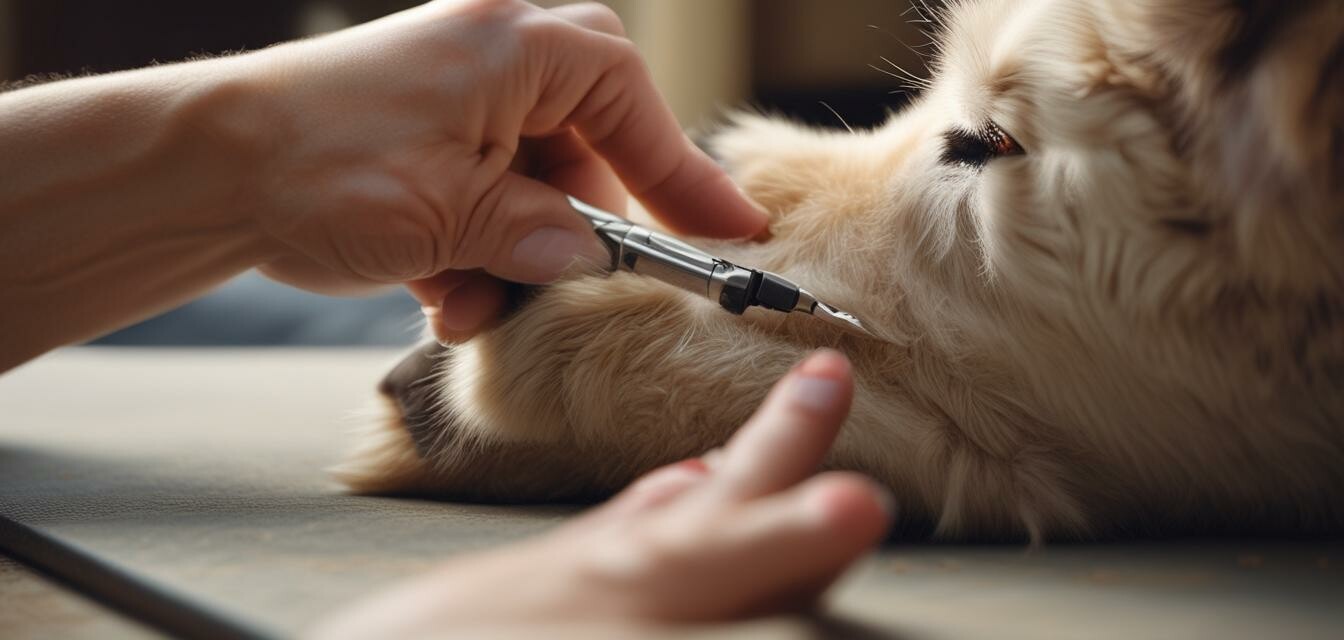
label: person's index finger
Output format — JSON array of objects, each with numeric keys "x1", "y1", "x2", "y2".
[
  {"x1": 716, "y1": 350, "x2": 855, "y2": 500},
  {"x1": 568, "y1": 45, "x2": 768, "y2": 239}
]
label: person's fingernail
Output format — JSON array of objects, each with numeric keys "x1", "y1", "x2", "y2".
[
  {"x1": 794, "y1": 348, "x2": 847, "y2": 375},
  {"x1": 421, "y1": 306, "x2": 450, "y2": 345},
  {"x1": 626, "y1": 462, "x2": 709, "y2": 506},
  {"x1": 438, "y1": 289, "x2": 482, "y2": 333},
  {"x1": 439, "y1": 306, "x2": 480, "y2": 333},
  {"x1": 791, "y1": 375, "x2": 842, "y2": 413},
  {"x1": 511, "y1": 227, "x2": 605, "y2": 281},
  {"x1": 786, "y1": 351, "x2": 846, "y2": 413},
  {"x1": 676, "y1": 458, "x2": 711, "y2": 475}
]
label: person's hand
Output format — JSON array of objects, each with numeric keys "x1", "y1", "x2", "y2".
[
  {"x1": 234, "y1": 0, "x2": 766, "y2": 339},
  {"x1": 309, "y1": 350, "x2": 891, "y2": 638}
]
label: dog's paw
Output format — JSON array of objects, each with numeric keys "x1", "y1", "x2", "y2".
[{"x1": 332, "y1": 342, "x2": 443, "y2": 495}]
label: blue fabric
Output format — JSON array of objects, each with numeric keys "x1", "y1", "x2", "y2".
[{"x1": 92, "y1": 271, "x2": 423, "y2": 347}]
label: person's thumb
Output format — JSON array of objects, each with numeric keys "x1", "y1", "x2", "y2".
[{"x1": 456, "y1": 172, "x2": 610, "y2": 284}]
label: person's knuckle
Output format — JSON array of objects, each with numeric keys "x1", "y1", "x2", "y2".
[
  {"x1": 435, "y1": 0, "x2": 517, "y2": 25},
  {"x1": 459, "y1": 0, "x2": 523, "y2": 16},
  {"x1": 574, "y1": 528, "x2": 662, "y2": 587},
  {"x1": 511, "y1": 5, "x2": 588, "y2": 48},
  {"x1": 631, "y1": 524, "x2": 695, "y2": 573},
  {"x1": 571, "y1": 2, "x2": 625, "y2": 36},
  {"x1": 607, "y1": 37, "x2": 641, "y2": 66}
]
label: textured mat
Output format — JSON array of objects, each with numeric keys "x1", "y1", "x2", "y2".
[{"x1": 1, "y1": 348, "x2": 1342, "y2": 638}]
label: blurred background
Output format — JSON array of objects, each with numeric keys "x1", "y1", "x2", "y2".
[{"x1": 0, "y1": 0, "x2": 930, "y2": 347}]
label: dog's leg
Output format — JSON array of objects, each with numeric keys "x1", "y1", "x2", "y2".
[
  {"x1": 333, "y1": 339, "x2": 637, "y2": 502},
  {"x1": 338, "y1": 274, "x2": 812, "y2": 501},
  {"x1": 338, "y1": 276, "x2": 1094, "y2": 539}
]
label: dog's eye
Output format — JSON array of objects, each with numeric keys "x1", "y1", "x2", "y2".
[{"x1": 940, "y1": 122, "x2": 1025, "y2": 169}]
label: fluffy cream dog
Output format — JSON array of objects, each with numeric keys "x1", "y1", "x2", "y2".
[{"x1": 336, "y1": 0, "x2": 1344, "y2": 541}]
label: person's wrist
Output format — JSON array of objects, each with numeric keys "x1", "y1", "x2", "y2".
[{"x1": 165, "y1": 54, "x2": 293, "y2": 265}]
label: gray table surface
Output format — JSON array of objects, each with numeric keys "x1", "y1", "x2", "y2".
[{"x1": 1, "y1": 348, "x2": 1341, "y2": 638}]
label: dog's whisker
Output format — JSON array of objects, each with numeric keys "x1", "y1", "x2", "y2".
[
  {"x1": 879, "y1": 55, "x2": 931, "y2": 86},
  {"x1": 868, "y1": 63, "x2": 905, "y2": 80},
  {"x1": 399, "y1": 309, "x2": 428, "y2": 337},
  {"x1": 868, "y1": 62, "x2": 930, "y2": 94},
  {"x1": 866, "y1": 24, "x2": 935, "y2": 67},
  {"x1": 914, "y1": 0, "x2": 945, "y2": 28},
  {"x1": 818, "y1": 101, "x2": 855, "y2": 134}
]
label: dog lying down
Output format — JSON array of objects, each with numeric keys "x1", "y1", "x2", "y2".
[{"x1": 334, "y1": 0, "x2": 1344, "y2": 541}]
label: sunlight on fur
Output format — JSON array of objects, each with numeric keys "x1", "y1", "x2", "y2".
[{"x1": 337, "y1": 0, "x2": 1344, "y2": 541}]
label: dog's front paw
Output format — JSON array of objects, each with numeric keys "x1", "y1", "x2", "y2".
[
  {"x1": 332, "y1": 341, "x2": 445, "y2": 495},
  {"x1": 334, "y1": 335, "x2": 631, "y2": 503}
]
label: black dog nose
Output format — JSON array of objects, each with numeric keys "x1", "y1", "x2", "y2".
[{"x1": 379, "y1": 341, "x2": 449, "y2": 456}]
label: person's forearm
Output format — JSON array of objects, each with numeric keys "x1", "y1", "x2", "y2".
[
  {"x1": 0, "y1": 57, "x2": 281, "y2": 372},
  {"x1": 0, "y1": 0, "x2": 771, "y2": 373}
]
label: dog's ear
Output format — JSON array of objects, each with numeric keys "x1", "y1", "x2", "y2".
[{"x1": 1098, "y1": 0, "x2": 1344, "y2": 293}]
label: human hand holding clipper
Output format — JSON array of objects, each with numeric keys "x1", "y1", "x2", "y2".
[{"x1": 238, "y1": 0, "x2": 767, "y2": 340}]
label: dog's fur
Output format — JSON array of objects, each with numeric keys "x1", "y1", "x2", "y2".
[{"x1": 335, "y1": 0, "x2": 1344, "y2": 541}]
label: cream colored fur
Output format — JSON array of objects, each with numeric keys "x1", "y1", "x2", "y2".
[{"x1": 335, "y1": 0, "x2": 1344, "y2": 541}]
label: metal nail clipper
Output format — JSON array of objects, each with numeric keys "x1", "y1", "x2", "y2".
[{"x1": 566, "y1": 196, "x2": 877, "y2": 338}]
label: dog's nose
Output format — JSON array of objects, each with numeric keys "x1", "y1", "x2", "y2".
[
  {"x1": 379, "y1": 341, "x2": 449, "y2": 456},
  {"x1": 378, "y1": 341, "x2": 443, "y2": 399}
]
